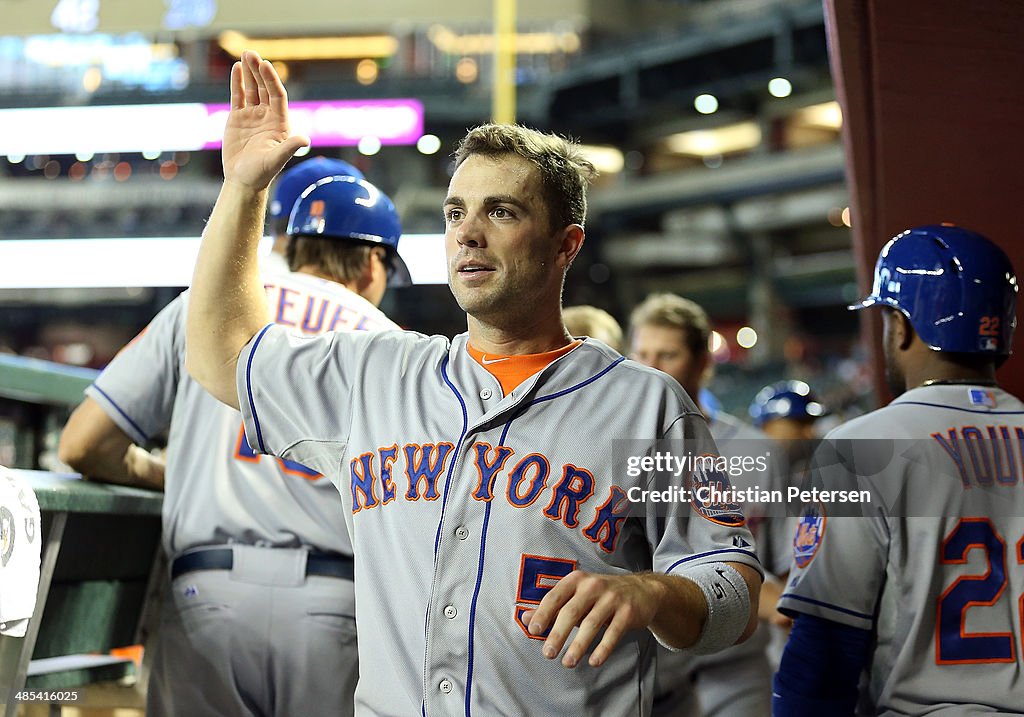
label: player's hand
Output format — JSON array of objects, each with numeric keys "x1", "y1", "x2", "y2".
[
  {"x1": 222, "y1": 50, "x2": 310, "y2": 191},
  {"x1": 521, "y1": 570, "x2": 665, "y2": 669}
]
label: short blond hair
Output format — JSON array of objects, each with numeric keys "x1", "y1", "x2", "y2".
[
  {"x1": 454, "y1": 123, "x2": 596, "y2": 232},
  {"x1": 563, "y1": 305, "x2": 624, "y2": 352},
  {"x1": 629, "y1": 293, "x2": 711, "y2": 359}
]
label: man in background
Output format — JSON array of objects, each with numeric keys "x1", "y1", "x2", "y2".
[
  {"x1": 747, "y1": 379, "x2": 827, "y2": 662},
  {"x1": 750, "y1": 379, "x2": 826, "y2": 493},
  {"x1": 59, "y1": 174, "x2": 405, "y2": 717},
  {"x1": 774, "y1": 224, "x2": 1024, "y2": 714},
  {"x1": 749, "y1": 380, "x2": 826, "y2": 444},
  {"x1": 631, "y1": 293, "x2": 789, "y2": 717},
  {"x1": 563, "y1": 304, "x2": 624, "y2": 352}
]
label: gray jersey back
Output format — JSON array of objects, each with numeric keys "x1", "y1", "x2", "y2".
[
  {"x1": 87, "y1": 273, "x2": 398, "y2": 556},
  {"x1": 778, "y1": 384, "x2": 1024, "y2": 714},
  {"x1": 238, "y1": 329, "x2": 762, "y2": 716}
]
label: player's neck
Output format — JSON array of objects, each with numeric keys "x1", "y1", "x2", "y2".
[
  {"x1": 467, "y1": 314, "x2": 573, "y2": 356},
  {"x1": 906, "y1": 360, "x2": 998, "y2": 391},
  {"x1": 294, "y1": 265, "x2": 367, "y2": 298},
  {"x1": 271, "y1": 234, "x2": 289, "y2": 257}
]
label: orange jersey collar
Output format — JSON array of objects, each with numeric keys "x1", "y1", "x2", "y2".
[{"x1": 467, "y1": 340, "x2": 582, "y2": 396}]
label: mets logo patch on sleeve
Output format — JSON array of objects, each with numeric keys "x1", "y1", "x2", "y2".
[
  {"x1": 793, "y1": 507, "x2": 826, "y2": 568},
  {"x1": 686, "y1": 456, "x2": 746, "y2": 527}
]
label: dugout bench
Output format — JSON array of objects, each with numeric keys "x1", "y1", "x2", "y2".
[{"x1": 0, "y1": 355, "x2": 164, "y2": 716}]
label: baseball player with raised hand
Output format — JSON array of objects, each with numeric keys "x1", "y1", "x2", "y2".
[
  {"x1": 58, "y1": 167, "x2": 405, "y2": 715},
  {"x1": 774, "y1": 224, "x2": 1024, "y2": 715},
  {"x1": 186, "y1": 50, "x2": 763, "y2": 715},
  {"x1": 630, "y1": 293, "x2": 790, "y2": 717}
]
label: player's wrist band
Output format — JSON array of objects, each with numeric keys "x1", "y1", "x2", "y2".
[{"x1": 679, "y1": 562, "x2": 751, "y2": 655}]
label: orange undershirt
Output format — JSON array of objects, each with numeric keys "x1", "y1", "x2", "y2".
[{"x1": 467, "y1": 340, "x2": 582, "y2": 397}]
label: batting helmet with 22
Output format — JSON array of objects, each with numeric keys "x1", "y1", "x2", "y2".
[{"x1": 849, "y1": 224, "x2": 1018, "y2": 355}]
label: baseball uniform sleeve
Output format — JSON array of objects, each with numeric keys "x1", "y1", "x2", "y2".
[
  {"x1": 236, "y1": 323, "x2": 395, "y2": 477},
  {"x1": 86, "y1": 293, "x2": 185, "y2": 444},
  {"x1": 773, "y1": 613, "x2": 871, "y2": 716},
  {"x1": 777, "y1": 515, "x2": 886, "y2": 630},
  {"x1": 653, "y1": 412, "x2": 763, "y2": 579},
  {"x1": 776, "y1": 438, "x2": 889, "y2": 629}
]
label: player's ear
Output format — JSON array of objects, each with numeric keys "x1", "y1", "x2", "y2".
[
  {"x1": 897, "y1": 311, "x2": 916, "y2": 351},
  {"x1": 885, "y1": 308, "x2": 915, "y2": 351},
  {"x1": 359, "y1": 247, "x2": 383, "y2": 283},
  {"x1": 555, "y1": 224, "x2": 585, "y2": 271}
]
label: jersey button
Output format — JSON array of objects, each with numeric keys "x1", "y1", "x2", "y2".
[
  {"x1": 455, "y1": 526, "x2": 469, "y2": 540},
  {"x1": 439, "y1": 679, "x2": 453, "y2": 694},
  {"x1": 480, "y1": 388, "x2": 493, "y2": 400},
  {"x1": 443, "y1": 605, "x2": 457, "y2": 619}
]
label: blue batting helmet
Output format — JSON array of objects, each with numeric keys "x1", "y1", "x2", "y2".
[
  {"x1": 849, "y1": 224, "x2": 1017, "y2": 355},
  {"x1": 287, "y1": 175, "x2": 410, "y2": 286},
  {"x1": 749, "y1": 380, "x2": 825, "y2": 427},
  {"x1": 271, "y1": 157, "x2": 365, "y2": 220}
]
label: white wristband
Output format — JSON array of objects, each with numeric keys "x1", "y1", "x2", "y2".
[{"x1": 678, "y1": 562, "x2": 751, "y2": 655}]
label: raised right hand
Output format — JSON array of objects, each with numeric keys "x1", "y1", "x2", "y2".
[{"x1": 222, "y1": 50, "x2": 310, "y2": 190}]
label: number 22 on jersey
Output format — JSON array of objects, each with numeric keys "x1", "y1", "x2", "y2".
[{"x1": 937, "y1": 518, "x2": 1024, "y2": 663}]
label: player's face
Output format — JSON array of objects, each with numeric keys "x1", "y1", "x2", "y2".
[
  {"x1": 443, "y1": 154, "x2": 568, "y2": 323},
  {"x1": 764, "y1": 418, "x2": 818, "y2": 466},
  {"x1": 630, "y1": 324, "x2": 706, "y2": 397},
  {"x1": 762, "y1": 417, "x2": 816, "y2": 442}
]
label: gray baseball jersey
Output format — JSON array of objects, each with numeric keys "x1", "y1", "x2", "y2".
[
  {"x1": 778, "y1": 384, "x2": 1024, "y2": 714},
  {"x1": 654, "y1": 410, "x2": 779, "y2": 717},
  {"x1": 237, "y1": 329, "x2": 763, "y2": 716},
  {"x1": 88, "y1": 272, "x2": 398, "y2": 556},
  {"x1": 86, "y1": 271, "x2": 397, "y2": 716}
]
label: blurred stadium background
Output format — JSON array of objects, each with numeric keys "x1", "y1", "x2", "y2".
[
  {"x1": 4, "y1": 2, "x2": 1024, "y2": 714},
  {"x1": 0, "y1": 0, "x2": 872, "y2": 429}
]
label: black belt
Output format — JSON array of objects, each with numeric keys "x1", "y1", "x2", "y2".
[{"x1": 171, "y1": 548, "x2": 353, "y2": 581}]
